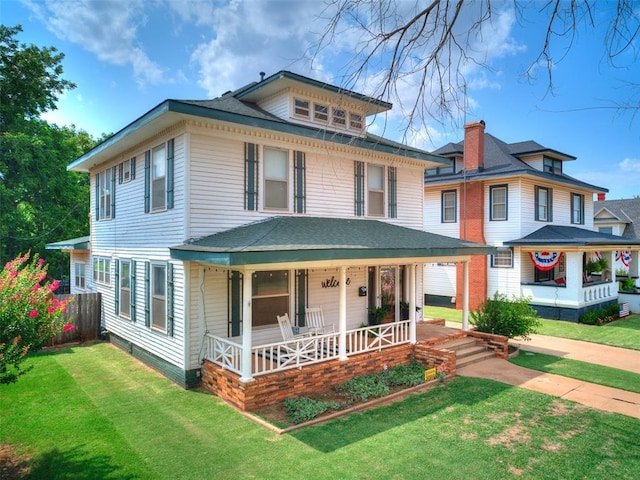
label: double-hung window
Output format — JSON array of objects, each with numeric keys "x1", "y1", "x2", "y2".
[
  {"x1": 93, "y1": 257, "x2": 111, "y2": 285},
  {"x1": 74, "y1": 262, "x2": 86, "y2": 289},
  {"x1": 571, "y1": 193, "x2": 584, "y2": 224},
  {"x1": 333, "y1": 108, "x2": 346, "y2": 126},
  {"x1": 97, "y1": 168, "x2": 115, "y2": 220},
  {"x1": 120, "y1": 260, "x2": 131, "y2": 318},
  {"x1": 535, "y1": 186, "x2": 552, "y2": 221},
  {"x1": 349, "y1": 112, "x2": 363, "y2": 130},
  {"x1": 314, "y1": 103, "x2": 328, "y2": 122},
  {"x1": 151, "y1": 144, "x2": 166, "y2": 211},
  {"x1": 367, "y1": 164, "x2": 385, "y2": 216},
  {"x1": 252, "y1": 271, "x2": 289, "y2": 327},
  {"x1": 543, "y1": 157, "x2": 562, "y2": 175},
  {"x1": 491, "y1": 248, "x2": 513, "y2": 268},
  {"x1": 441, "y1": 190, "x2": 457, "y2": 223},
  {"x1": 294, "y1": 98, "x2": 310, "y2": 118},
  {"x1": 264, "y1": 148, "x2": 288, "y2": 210},
  {"x1": 151, "y1": 264, "x2": 166, "y2": 331},
  {"x1": 490, "y1": 185, "x2": 508, "y2": 221}
]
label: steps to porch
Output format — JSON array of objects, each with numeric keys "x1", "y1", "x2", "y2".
[{"x1": 436, "y1": 337, "x2": 495, "y2": 368}]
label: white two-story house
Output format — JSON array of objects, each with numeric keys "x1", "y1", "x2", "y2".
[
  {"x1": 57, "y1": 71, "x2": 492, "y2": 408},
  {"x1": 424, "y1": 120, "x2": 640, "y2": 321}
]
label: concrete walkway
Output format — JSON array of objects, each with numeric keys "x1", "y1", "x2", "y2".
[{"x1": 446, "y1": 323, "x2": 640, "y2": 419}]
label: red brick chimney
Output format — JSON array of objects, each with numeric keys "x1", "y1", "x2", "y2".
[
  {"x1": 463, "y1": 120, "x2": 485, "y2": 171},
  {"x1": 456, "y1": 120, "x2": 487, "y2": 312},
  {"x1": 597, "y1": 192, "x2": 606, "y2": 201}
]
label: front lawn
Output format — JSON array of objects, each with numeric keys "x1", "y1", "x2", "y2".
[
  {"x1": 510, "y1": 351, "x2": 640, "y2": 394},
  {"x1": 423, "y1": 306, "x2": 640, "y2": 350},
  {"x1": 2, "y1": 343, "x2": 639, "y2": 479}
]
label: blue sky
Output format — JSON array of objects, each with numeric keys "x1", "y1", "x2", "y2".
[{"x1": 4, "y1": 0, "x2": 639, "y2": 199}]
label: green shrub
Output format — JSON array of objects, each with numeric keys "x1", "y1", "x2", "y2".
[
  {"x1": 283, "y1": 397, "x2": 341, "y2": 424},
  {"x1": 470, "y1": 293, "x2": 541, "y2": 340},
  {"x1": 336, "y1": 373, "x2": 390, "y2": 402},
  {"x1": 381, "y1": 362, "x2": 425, "y2": 387},
  {"x1": 580, "y1": 304, "x2": 619, "y2": 325}
]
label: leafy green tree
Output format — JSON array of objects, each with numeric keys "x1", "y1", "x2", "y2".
[{"x1": 0, "y1": 25, "x2": 93, "y2": 277}]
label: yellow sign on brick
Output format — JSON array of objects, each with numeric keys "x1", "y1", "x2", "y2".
[{"x1": 424, "y1": 367, "x2": 437, "y2": 382}]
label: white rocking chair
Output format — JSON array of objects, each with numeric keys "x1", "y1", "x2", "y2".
[
  {"x1": 305, "y1": 306, "x2": 335, "y2": 335},
  {"x1": 277, "y1": 313, "x2": 306, "y2": 341}
]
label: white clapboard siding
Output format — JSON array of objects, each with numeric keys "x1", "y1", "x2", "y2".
[
  {"x1": 423, "y1": 188, "x2": 460, "y2": 237},
  {"x1": 424, "y1": 263, "x2": 456, "y2": 297},
  {"x1": 256, "y1": 92, "x2": 290, "y2": 120}
]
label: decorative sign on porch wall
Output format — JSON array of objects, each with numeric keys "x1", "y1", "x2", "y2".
[
  {"x1": 529, "y1": 251, "x2": 563, "y2": 271},
  {"x1": 616, "y1": 250, "x2": 632, "y2": 267}
]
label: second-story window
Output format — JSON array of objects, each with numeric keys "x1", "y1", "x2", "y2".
[
  {"x1": 490, "y1": 185, "x2": 508, "y2": 221},
  {"x1": 332, "y1": 108, "x2": 346, "y2": 126},
  {"x1": 367, "y1": 164, "x2": 385, "y2": 216},
  {"x1": 349, "y1": 112, "x2": 363, "y2": 130},
  {"x1": 441, "y1": 190, "x2": 457, "y2": 223},
  {"x1": 152, "y1": 144, "x2": 166, "y2": 210},
  {"x1": 97, "y1": 167, "x2": 115, "y2": 220},
  {"x1": 571, "y1": 193, "x2": 584, "y2": 224},
  {"x1": 535, "y1": 186, "x2": 552, "y2": 222},
  {"x1": 264, "y1": 147, "x2": 288, "y2": 210}
]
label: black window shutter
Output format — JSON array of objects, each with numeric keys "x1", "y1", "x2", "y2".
[
  {"x1": 131, "y1": 260, "x2": 137, "y2": 322},
  {"x1": 95, "y1": 173, "x2": 100, "y2": 221},
  {"x1": 118, "y1": 163, "x2": 123, "y2": 184},
  {"x1": 114, "y1": 259, "x2": 120, "y2": 315},
  {"x1": 228, "y1": 271, "x2": 242, "y2": 337},
  {"x1": 144, "y1": 261, "x2": 150, "y2": 327},
  {"x1": 244, "y1": 143, "x2": 258, "y2": 211},
  {"x1": 130, "y1": 156, "x2": 136, "y2": 180},
  {"x1": 388, "y1": 166, "x2": 397, "y2": 218},
  {"x1": 294, "y1": 151, "x2": 306, "y2": 213},
  {"x1": 167, "y1": 138, "x2": 175, "y2": 210},
  {"x1": 144, "y1": 150, "x2": 151, "y2": 213},
  {"x1": 354, "y1": 161, "x2": 365, "y2": 216},
  {"x1": 167, "y1": 263, "x2": 174, "y2": 336},
  {"x1": 110, "y1": 166, "x2": 116, "y2": 218}
]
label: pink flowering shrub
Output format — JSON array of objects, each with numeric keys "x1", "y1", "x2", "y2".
[{"x1": 0, "y1": 253, "x2": 73, "y2": 384}]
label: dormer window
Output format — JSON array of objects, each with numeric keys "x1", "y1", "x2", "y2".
[
  {"x1": 333, "y1": 108, "x2": 346, "y2": 126},
  {"x1": 294, "y1": 98, "x2": 309, "y2": 118},
  {"x1": 544, "y1": 157, "x2": 562, "y2": 175},
  {"x1": 314, "y1": 103, "x2": 329, "y2": 122},
  {"x1": 349, "y1": 112, "x2": 363, "y2": 130}
]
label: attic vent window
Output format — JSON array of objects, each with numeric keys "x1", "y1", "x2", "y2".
[
  {"x1": 349, "y1": 112, "x2": 363, "y2": 130},
  {"x1": 314, "y1": 103, "x2": 328, "y2": 122},
  {"x1": 543, "y1": 157, "x2": 562, "y2": 175},
  {"x1": 294, "y1": 98, "x2": 309, "y2": 118}
]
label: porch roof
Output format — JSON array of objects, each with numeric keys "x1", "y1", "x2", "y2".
[
  {"x1": 170, "y1": 216, "x2": 494, "y2": 267},
  {"x1": 504, "y1": 225, "x2": 640, "y2": 248},
  {"x1": 45, "y1": 235, "x2": 90, "y2": 251}
]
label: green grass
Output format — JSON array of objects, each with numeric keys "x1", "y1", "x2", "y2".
[
  {"x1": 423, "y1": 306, "x2": 640, "y2": 350},
  {"x1": 2, "y1": 343, "x2": 640, "y2": 479},
  {"x1": 510, "y1": 351, "x2": 640, "y2": 394}
]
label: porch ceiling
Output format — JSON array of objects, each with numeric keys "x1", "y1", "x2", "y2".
[
  {"x1": 170, "y1": 216, "x2": 494, "y2": 268},
  {"x1": 504, "y1": 225, "x2": 640, "y2": 250}
]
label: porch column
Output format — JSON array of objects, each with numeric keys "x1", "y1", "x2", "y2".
[
  {"x1": 629, "y1": 250, "x2": 640, "y2": 285},
  {"x1": 338, "y1": 266, "x2": 348, "y2": 361},
  {"x1": 462, "y1": 260, "x2": 470, "y2": 331},
  {"x1": 409, "y1": 263, "x2": 417, "y2": 344},
  {"x1": 240, "y1": 269, "x2": 254, "y2": 382},
  {"x1": 608, "y1": 250, "x2": 616, "y2": 283}
]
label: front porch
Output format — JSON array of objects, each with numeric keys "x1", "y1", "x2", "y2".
[{"x1": 202, "y1": 319, "x2": 508, "y2": 411}]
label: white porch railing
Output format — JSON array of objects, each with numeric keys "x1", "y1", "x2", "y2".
[
  {"x1": 582, "y1": 282, "x2": 614, "y2": 303},
  {"x1": 203, "y1": 320, "x2": 411, "y2": 377}
]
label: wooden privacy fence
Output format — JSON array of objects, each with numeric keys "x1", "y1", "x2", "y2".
[{"x1": 50, "y1": 293, "x2": 102, "y2": 345}]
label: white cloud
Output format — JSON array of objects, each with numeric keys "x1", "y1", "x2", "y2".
[
  {"x1": 24, "y1": 0, "x2": 165, "y2": 87},
  {"x1": 619, "y1": 157, "x2": 640, "y2": 173}
]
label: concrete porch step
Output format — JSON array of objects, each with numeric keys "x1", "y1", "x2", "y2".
[
  {"x1": 457, "y1": 350, "x2": 496, "y2": 368},
  {"x1": 438, "y1": 337, "x2": 478, "y2": 350},
  {"x1": 456, "y1": 344, "x2": 489, "y2": 359}
]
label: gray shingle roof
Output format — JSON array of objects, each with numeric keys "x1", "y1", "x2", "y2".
[
  {"x1": 170, "y1": 216, "x2": 494, "y2": 266},
  {"x1": 594, "y1": 198, "x2": 640, "y2": 239},
  {"x1": 503, "y1": 225, "x2": 640, "y2": 247},
  {"x1": 426, "y1": 132, "x2": 605, "y2": 192}
]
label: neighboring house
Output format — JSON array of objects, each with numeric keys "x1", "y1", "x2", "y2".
[
  {"x1": 594, "y1": 196, "x2": 640, "y2": 278},
  {"x1": 52, "y1": 71, "x2": 492, "y2": 406},
  {"x1": 45, "y1": 236, "x2": 91, "y2": 294},
  {"x1": 423, "y1": 120, "x2": 640, "y2": 320}
]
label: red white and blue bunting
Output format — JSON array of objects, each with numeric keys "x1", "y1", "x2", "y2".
[
  {"x1": 616, "y1": 250, "x2": 632, "y2": 267},
  {"x1": 529, "y1": 251, "x2": 563, "y2": 271}
]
